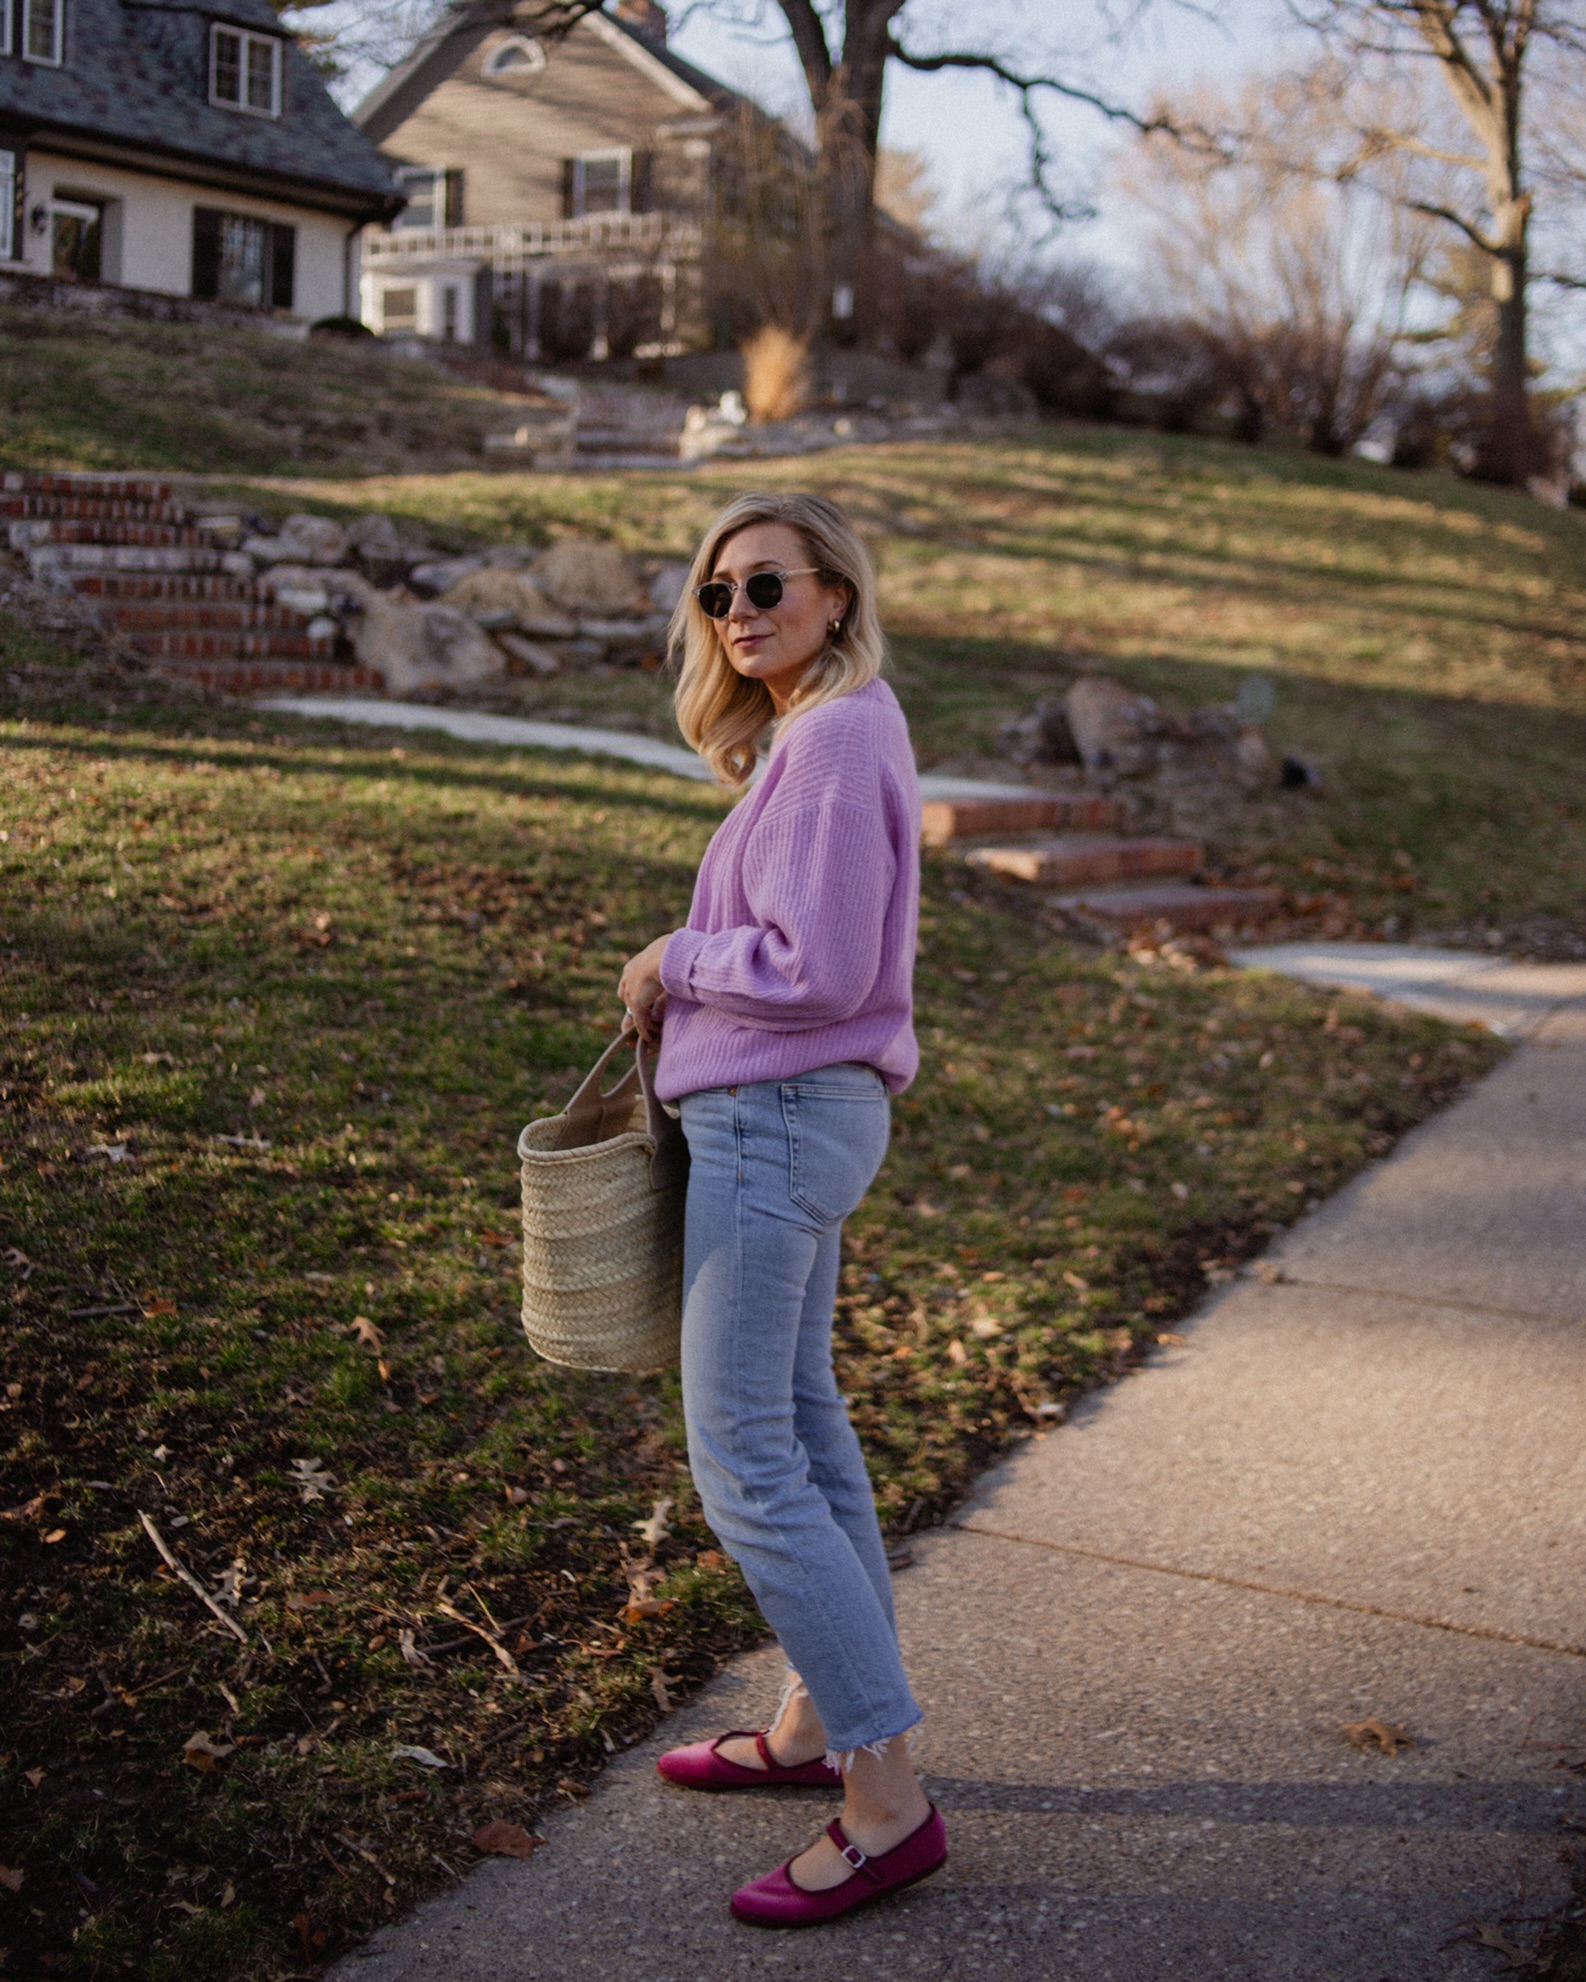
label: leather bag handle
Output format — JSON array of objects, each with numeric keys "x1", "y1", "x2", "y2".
[{"x1": 555, "y1": 1024, "x2": 687, "y2": 1193}]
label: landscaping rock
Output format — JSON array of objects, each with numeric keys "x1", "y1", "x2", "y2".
[
  {"x1": 999, "y1": 695, "x2": 1081, "y2": 767},
  {"x1": 1233, "y1": 723, "x2": 1277, "y2": 791},
  {"x1": 1064, "y1": 674, "x2": 1166, "y2": 781},
  {"x1": 347, "y1": 512, "x2": 401, "y2": 560},
  {"x1": 279, "y1": 514, "x2": 351, "y2": 565},
  {"x1": 345, "y1": 512, "x2": 405, "y2": 585},
  {"x1": 241, "y1": 514, "x2": 350, "y2": 567},
  {"x1": 439, "y1": 568, "x2": 576, "y2": 637},
  {"x1": 258, "y1": 564, "x2": 372, "y2": 614},
  {"x1": 409, "y1": 556, "x2": 484, "y2": 599},
  {"x1": 649, "y1": 562, "x2": 692, "y2": 615},
  {"x1": 532, "y1": 539, "x2": 647, "y2": 616},
  {"x1": 493, "y1": 631, "x2": 562, "y2": 677},
  {"x1": 346, "y1": 594, "x2": 505, "y2": 695}
]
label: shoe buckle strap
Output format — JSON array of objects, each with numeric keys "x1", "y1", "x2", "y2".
[{"x1": 827, "y1": 1820, "x2": 879, "y2": 1880}]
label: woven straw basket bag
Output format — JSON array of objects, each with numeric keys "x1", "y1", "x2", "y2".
[{"x1": 516, "y1": 1027, "x2": 688, "y2": 1372}]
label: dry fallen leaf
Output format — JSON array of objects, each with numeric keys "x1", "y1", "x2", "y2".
[
  {"x1": 349, "y1": 1316, "x2": 384, "y2": 1353},
  {"x1": 0, "y1": 1863, "x2": 22, "y2": 1893},
  {"x1": 42, "y1": 1529, "x2": 66, "y2": 1545},
  {"x1": 1465, "y1": 1921, "x2": 1534, "y2": 1969},
  {"x1": 289, "y1": 1457, "x2": 336, "y2": 1503},
  {"x1": 24, "y1": 1769, "x2": 44, "y2": 1789},
  {"x1": 632, "y1": 1497, "x2": 674, "y2": 1547},
  {"x1": 391, "y1": 1744, "x2": 450, "y2": 1769},
  {"x1": 947, "y1": 1338, "x2": 968, "y2": 1366},
  {"x1": 285, "y1": 1590, "x2": 335, "y2": 1612},
  {"x1": 398, "y1": 1631, "x2": 430, "y2": 1668},
  {"x1": 182, "y1": 1729, "x2": 237, "y2": 1772},
  {"x1": 1341, "y1": 1718, "x2": 1414, "y2": 1754},
  {"x1": 650, "y1": 1669, "x2": 674, "y2": 1712},
  {"x1": 472, "y1": 1820, "x2": 545, "y2": 1861}
]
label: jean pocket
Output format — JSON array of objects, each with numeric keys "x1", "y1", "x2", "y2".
[{"x1": 781, "y1": 1080, "x2": 890, "y2": 1226}]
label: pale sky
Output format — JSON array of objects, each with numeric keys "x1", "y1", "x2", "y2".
[{"x1": 667, "y1": 0, "x2": 1295, "y2": 286}]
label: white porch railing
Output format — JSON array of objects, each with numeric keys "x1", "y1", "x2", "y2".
[{"x1": 363, "y1": 214, "x2": 703, "y2": 270}]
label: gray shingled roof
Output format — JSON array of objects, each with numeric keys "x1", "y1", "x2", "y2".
[{"x1": 0, "y1": 0, "x2": 401, "y2": 215}]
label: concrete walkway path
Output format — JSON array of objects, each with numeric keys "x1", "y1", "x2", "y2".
[
  {"x1": 1232, "y1": 941, "x2": 1586, "y2": 1040},
  {"x1": 332, "y1": 982, "x2": 1586, "y2": 1981},
  {"x1": 254, "y1": 693, "x2": 1037, "y2": 805}
]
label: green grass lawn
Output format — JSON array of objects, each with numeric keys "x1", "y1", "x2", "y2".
[
  {"x1": 0, "y1": 309, "x2": 535, "y2": 477},
  {"x1": 247, "y1": 426, "x2": 1586, "y2": 950},
  {"x1": 0, "y1": 625, "x2": 1503, "y2": 1980}
]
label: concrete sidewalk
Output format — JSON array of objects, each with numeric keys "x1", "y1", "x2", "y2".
[
  {"x1": 255, "y1": 693, "x2": 1039, "y2": 805},
  {"x1": 334, "y1": 1000, "x2": 1586, "y2": 1982}
]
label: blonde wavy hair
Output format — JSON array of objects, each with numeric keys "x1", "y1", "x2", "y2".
[{"x1": 669, "y1": 492, "x2": 886, "y2": 786}]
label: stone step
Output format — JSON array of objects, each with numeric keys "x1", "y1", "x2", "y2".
[
  {"x1": 10, "y1": 517, "x2": 206, "y2": 550},
  {"x1": 32, "y1": 542, "x2": 252, "y2": 578},
  {"x1": 921, "y1": 793, "x2": 1121, "y2": 846},
  {"x1": 67, "y1": 571, "x2": 260, "y2": 601},
  {"x1": 968, "y1": 835, "x2": 1202, "y2": 887},
  {"x1": 129, "y1": 629, "x2": 335, "y2": 662},
  {"x1": 152, "y1": 659, "x2": 385, "y2": 695},
  {"x1": 106, "y1": 599, "x2": 313, "y2": 633},
  {"x1": 0, "y1": 493, "x2": 191, "y2": 525},
  {"x1": 3, "y1": 469, "x2": 175, "y2": 502},
  {"x1": 1053, "y1": 881, "x2": 1284, "y2": 933}
]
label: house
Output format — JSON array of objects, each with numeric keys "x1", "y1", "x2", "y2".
[
  {"x1": 0, "y1": 0, "x2": 400, "y2": 322},
  {"x1": 353, "y1": 0, "x2": 799, "y2": 359}
]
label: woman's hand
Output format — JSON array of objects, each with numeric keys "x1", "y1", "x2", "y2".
[{"x1": 619, "y1": 934, "x2": 674, "y2": 1045}]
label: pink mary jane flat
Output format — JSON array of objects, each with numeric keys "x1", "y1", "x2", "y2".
[
  {"x1": 656, "y1": 1730, "x2": 843, "y2": 1792},
  {"x1": 729, "y1": 1805, "x2": 948, "y2": 1928}
]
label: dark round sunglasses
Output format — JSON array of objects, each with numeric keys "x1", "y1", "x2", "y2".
[{"x1": 692, "y1": 567, "x2": 821, "y2": 620}]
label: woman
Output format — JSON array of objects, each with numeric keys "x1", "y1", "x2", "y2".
[{"x1": 617, "y1": 492, "x2": 945, "y2": 1928}]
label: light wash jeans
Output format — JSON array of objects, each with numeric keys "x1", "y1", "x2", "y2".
[{"x1": 678, "y1": 1064, "x2": 922, "y2": 1758}]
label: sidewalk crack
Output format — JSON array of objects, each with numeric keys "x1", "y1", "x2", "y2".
[{"x1": 952, "y1": 1523, "x2": 1586, "y2": 1660}]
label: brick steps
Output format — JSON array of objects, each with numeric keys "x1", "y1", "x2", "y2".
[
  {"x1": 921, "y1": 793, "x2": 1121, "y2": 846},
  {"x1": 152, "y1": 659, "x2": 385, "y2": 694},
  {"x1": 3, "y1": 470, "x2": 175, "y2": 501},
  {"x1": 132, "y1": 630, "x2": 337, "y2": 662},
  {"x1": 967, "y1": 834, "x2": 1201, "y2": 888},
  {"x1": 0, "y1": 494, "x2": 190, "y2": 525},
  {"x1": 68, "y1": 572, "x2": 260, "y2": 601},
  {"x1": 106, "y1": 599, "x2": 315, "y2": 632},
  {"x1": 30, "y1": 542, "x2": 248, "y2": 575},
  {"x1": 928, "y1": 783, "x2": 1285, "y2": 934},
  {"x1": 11, "y1": 518, "x2": 208, "y2": 550},
  {"x1": 5, "y1": 469, "x2": 369, "y2": 684}
]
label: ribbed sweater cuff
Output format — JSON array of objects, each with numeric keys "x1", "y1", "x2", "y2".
[{"x1": 660, "y1": 927, "x2": 708, "y2": 1000}]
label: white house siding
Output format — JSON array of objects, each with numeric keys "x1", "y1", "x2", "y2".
[{"x1": 17, "y1": 151, "x2": 355, "y2": 319}]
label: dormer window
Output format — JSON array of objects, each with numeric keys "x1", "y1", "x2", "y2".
[
  {"x1": 210, "y1": 25, "x2": 281, "y2": 117},
  {"x1": 23, "y1": 0, "x2": 64, "y2": 65},
  {"x1": 483, "y1": 35, "x2": 545, "y2": 77}
]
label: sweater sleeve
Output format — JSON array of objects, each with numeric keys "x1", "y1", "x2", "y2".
[{"x1": 660, "y1": 769, "x2": 897, "y2": 1032}]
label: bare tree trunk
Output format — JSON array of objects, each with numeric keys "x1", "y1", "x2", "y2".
[
  {"x1": 777, "y1": 0, "x2": 901, "y2": 352},
  {"x1": 1484, "y1": 191, "x2": 1532, "y2": 482}
]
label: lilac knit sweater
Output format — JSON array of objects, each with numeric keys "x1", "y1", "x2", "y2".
[{"x1": 655, "y1": 678, "x2": 921, "y2": 1102}]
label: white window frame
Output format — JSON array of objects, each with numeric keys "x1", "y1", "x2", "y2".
[
  {"x1": 571, "y1": 149, "x2": 630, "y2": 218},
  {"x1": 392, "y1": 163, "x2": 445, "y2": 231},
  {"x1": 209, "y1": 24, "x2": 282, "y2": 118},
  {"x1": 483, "y1": 34, "x2": 545, "y2": 77},
  {"x1": 0, "y1": 153, "x2": 15, "y2": 261},
  {"x1": 22, "y1": 0, "x2": 64, "y2": 66},
  {"x1": 0, "y1": 0, "x2": 12, "y2": 56}
]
